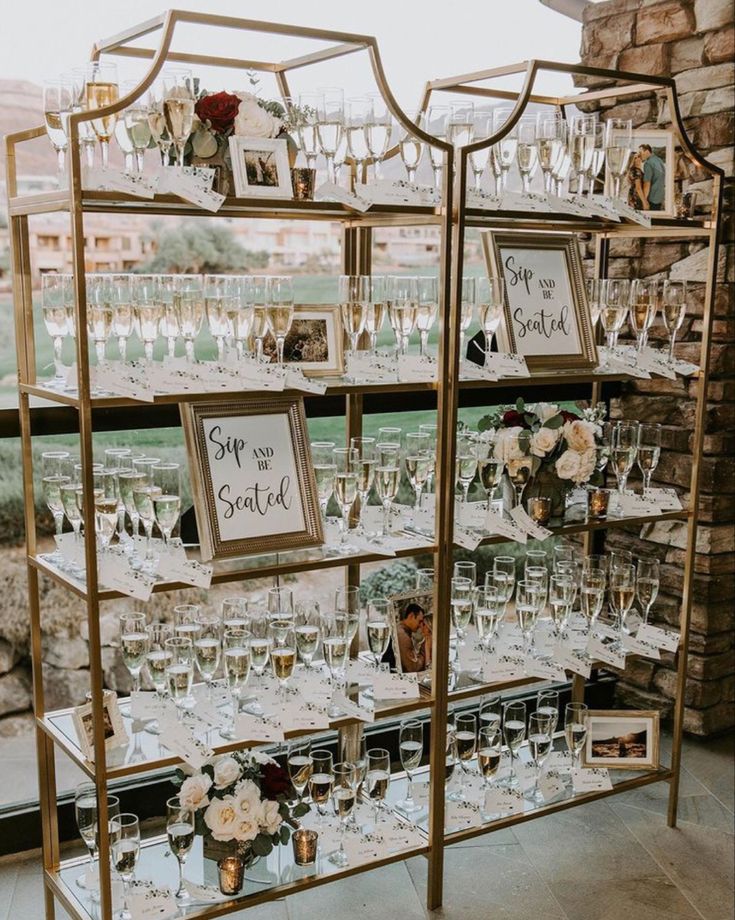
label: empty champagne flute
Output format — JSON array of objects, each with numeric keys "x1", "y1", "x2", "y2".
[
  {"x1": 490, "y1": 107, "x2": 519, "y2": 194},
  {"x1": 287, "y1": 738, "x2": 313, "y2": 805},
  {"x1": 165, "y1": 636, "x2": 194, "y2": 722},
  {"x1": 629, "y1": 279, "x2": 658, "y2": 352},
  {"x1": 85, "y1": 61, "x2": 119, "y2": 169},
  {"x1": 346, "y1": 96, "x2": 370, "y2": 188},
  {"x1": 662, "y1": 279, "x2": 687, "y2": 365},
  {"x1": 365, "y1": 96, "x2": 392, "y2": 180},
  {"x1": 502, "y1": 700, "x2": 526, "y2": 788},
  {"x1": 527, "y1": 711, "x2": 554, "y2": 803},
  {"x1": 119, "y1": 612, "x2": 149, "y2": 693},
  {"x1": 456, "y1": 433, "x2": 477, "y2": 508},
  {"x1": 427, "y1": 105, "x2": 449, "y2": 189},
  {"x1": 405, "y1": 431, "x2": 432, "y2": 513},
  {"x1": 366, "y1": 747, "x2": 391, "y2": 827},
  {"x1": 605, "y1": 118, "x2": 633, "y2": 200},
  {"x1": 43, "y1": 79, "x2": 73, "y2": 178},
  {"x1": 147, "y1": 87, "x2": 173, "y2": 165},
  {"x1": 366, "y1": 598, "x2": 392, "y2": 669},
  {"x1": 637, "y1": 423, "x2": 661, "y2": 492},
  {"x1": 460, "y1": 277, "x2": 476, "y2": 358},
  {"x1": 565, "y1": 701, "x2": 588, "y2": 772},
  {"x1": 586, "y1": 278, "x2": 604, "y2": 331},
  {"x1": 636, "y1": 556, "x2": 660, "y2": 624},
  {"x1": 167, "y1": 796, "x2": 194, "y2": 903},
  {"x1": 309, "y1": 750, "x2": 333, "y2": 825},
  {"x1": 110, "y1": 813, "x2": 140, "y2": 920},
  {"x1": 266, "y1": 276, "x2": 294, "y2": 366},
  {"x1": 375, "y1": 442, "x2": 400, "y2": 541},
  {"x1": 318, "y1": 89, "x2": 345, "y2": 184}
]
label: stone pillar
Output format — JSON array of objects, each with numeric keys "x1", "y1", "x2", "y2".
[{"x1": 578, "y1": 0, "x2": 734, "y2": 736}]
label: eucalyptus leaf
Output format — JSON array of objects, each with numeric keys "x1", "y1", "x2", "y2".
[
  {"x1": 515, "y1": 397, "x2": 525, "y2": 413},
  {"x1": 252, "y1": 834, "x2": 273, "y2": 857},
  {"x1": 545, "y1": 414, "x2": 564, "y2": 430}
]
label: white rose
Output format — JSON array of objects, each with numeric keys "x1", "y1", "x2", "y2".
[
  {"x1": 204, "y1": 796, "x2": 239, "y2": 841},
  {"x1": 563, "y1": 419, "x2": 597, "y2": 453},
  {"x1": 576, "y1": 448, "x2": 598, "y2": 485},
  {"x1": 555, "y1": 449, "x2": 582, "y2": 482},
  {"x1": 493, "y1": 426, "x2": 525, "y2": 463},
  {"x1": 250, "y1": 751, "x2": 276, "y2": 766},
  {"x1": 233, "y1": 779, "x2": 263, "y2": 821},
  {"x1": 260, "y1": 799, "x2": 282, "y2": 836},
  {"x1": 213, "y1": 756, "x2": 242, "y2": 790},
  {"x1": 234, "y1": 815, "x2": 260, "y2": 843},
  {"x1": 530, "y1": 426, "x2": 560, "y2": 458},
  {"x1": 234, "y1": 92, "x2": 282, "y2": 138},
  {"x1": 535, "y1": 402, "x2": 559, "y2": 423},
  {"x1": 179, "y1": 774, "x2": 212, "y2": 810}
]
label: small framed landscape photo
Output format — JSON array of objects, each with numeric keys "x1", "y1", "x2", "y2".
[
  {"x1": 582, "y1": 710, "x2": 660, "y2": 771},
  {"x1": 72, "y1": 690, "x2": 128, "y2": 762},
  {"x1": 229, "y1": 136, "x2": 293, "y2": 199},
  {"x1": 262, "y1": 305, "x2": 344, "y2": 377},
  {"x1": 390, "y1": 591, "x2": 434, "y2": 679}
]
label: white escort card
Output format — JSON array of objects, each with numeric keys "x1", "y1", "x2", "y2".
[
  {"x1": 484, "y1": 653, "x2": 526, "y2": 684},
  {"x1": 538, "y1": 770, "x2": 567, "y2": 802},
  {"x1": 616, "y1": 492, "x2": 664, "y2": 518},
  {"x1": 314, "y1": 181, "x2": 372, "y2": 212},
  {"x1": 356, "y1": 179, "x2": 440, "y2": 207},
  {"x1": 483, "y1": 352, "x2": 530, "y2": 378},
  {"x1": 346, "y1": 351, "x2": 398, "y2": 383},
  {"x1": 613, "y1": 198, "x2": 652, "y2": 228},
  {"x1": 546, "y1": 750, "x2": 573, "y2": 773},
  {"x1": 624, "y1": 633, "x2": 661, "y2": 659},
  {"x1": 644, "y1": 488, "x2": 684, "y2": 512},
  {"x1": 98, "y1": 553, "x2": 156, "y2": 601},
  {"x1": 397, "y1": 354, "x2": 437, "y2": 383},
  {"x1": 233, "y1": 713, "x2": 285, "y2": 744},
  {"x1": 485, "y1": 509, "x2": 528, "y2": 544},
  {"x1": 553, "y1": 642, "x2": 592, "y2": 678},
  {"x1": 637, "y1": 624, "x2": 681, "y2": 653},
  {"x1": 482, "y1": 786, "x2": 525, "y2": 816},
  {"x1": 510, "y1": 505, "x2": 554, "y2": 541},
  {"x1": 525, "y1": 657, "x2": 567, "y2": 683},
  {"x1": 331, "y1": 692, "x2": 375, "y2": 723},
  {"x1": 84, "y1": 166, "x2": 158, "y2": 199},
  {"x1": 124, "y1": 882, "x2": 178, "y2": 920},
  {"x1": 571, "y1": 767, "x2": 613, "y2": 793},
  {"x1": 587, "y1": 635, "x2": 626, "y2": 669},
  {"x1": 158, "y1": 720, "x2": 213, "y2": 770},
  {"x1": 157, "y1": 166, "x2": 225, "y2": 212}
]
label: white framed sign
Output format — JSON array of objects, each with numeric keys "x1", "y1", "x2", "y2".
[
  {"x1": 181, "y1": 396, "x2": 323, "y2": 561},
  {"x1": 72, "y1": 690, "x2": 128, "y2": 762},
  {"x1": 482, "y1": 231, "x2": 598, "y2": 372}
]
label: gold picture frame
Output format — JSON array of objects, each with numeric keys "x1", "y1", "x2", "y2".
[
  {"x1": 582, "y1": 709, "x2": 661, "y2": 771},
  {"x1": 72, "y1": 690, "x2": 128, "y2": 763},
  {"x1": 262, "y1": 305, "x2": 345, "y2": 377},
  {"x1": 181, "y1": 395, "x2": 324, "y2": 561},
  {"x1": 482, "y1": 231, "x2": 598, "y2": 373}
]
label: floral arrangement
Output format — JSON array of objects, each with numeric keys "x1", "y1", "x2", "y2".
[
  {"x1": 174, "y1": 751, "x2": 308, "y2": 860},
  {"x1": 480, "y1": 399, "x2": 606, "y2": 513}
]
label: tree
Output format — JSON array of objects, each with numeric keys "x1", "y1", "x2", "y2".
[{"x1": 139, "y1": 221, "x2": 269, "y2": 274}]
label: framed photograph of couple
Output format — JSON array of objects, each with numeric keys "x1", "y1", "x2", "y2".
[
  {"x1": 390, "y1": 591, "x2": 433, "y2": 678},
  {"x1": 72, "y1": 690, "x2": 128, "y2": 762},
  {"x1": 582, "y1": 710, "x2": 660, "y2": 770},
  {"x1": 262, "y1": 305, "x2": 344, "y2": 376},
  {"x1": 229, "y1": 136, "x2": 293, "y2": 199},
  {"x1": 604, "y1": 129, "x2": 675, "y2": 217}
]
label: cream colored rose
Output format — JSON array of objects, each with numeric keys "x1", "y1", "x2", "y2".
[
  {"x1": 204, "y1": 796, "x2": 239, "y2": 841},
  {"x1": 261, "y1": 799, "x2": 282, "y2": 836},
  {"x1": 213, "y1": 756, "x2": 242, "y2": 790},
  {"x1": 535, "y1": 402, "x2": 560, "y2": 423},
  {"x1": 234, "y1": 815, "x2": 260, "y2": 843},
  {"x1": 179, "y1": 773, "x2": 212, "y2": 810},
  {"x1": 507, "y1": 457, "x2": 532, "y2": 479},
  {"x1": 530, "y1": 426, "x2": 560, "y2": 458},
  {"x1": 233, "y1": 779, "x2": 263, "y2": 819},
  {"x1": 576, "y1": 448, "x2": 598, "y2": 485},
  {"x1": 234, "y1": 92, "x2": 282, "y2": 138},
  {"x1": 563, "y1": 419, "x2": 597, "y2": 453},
  {"x1": 493, "y1": 426, "x2": 525, "y2": 463},
  {"x1": 555, "y1": 449, "x2": 582, "y2": 482}
]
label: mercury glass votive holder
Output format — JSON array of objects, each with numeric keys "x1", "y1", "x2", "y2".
[
  {"x1": 217, "y1": 855, "x2": 245, "y2": 895},
  {"x1": 527, "y1": 496, "x2": 552, "y2": 525},
  {"x1": 586, "y1": 486, "x2": 611, "y2": 521},
  {"x1": 292, "y1": 828, "x2": 318, "y2": 866}
]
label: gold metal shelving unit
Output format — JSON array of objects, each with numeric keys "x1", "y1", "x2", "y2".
[{"x1": 5, "y1": 10, "x2": 723, "y2": 920}]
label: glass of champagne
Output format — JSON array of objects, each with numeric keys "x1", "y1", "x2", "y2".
[
  {"x1": 460, "y1": 277, "x2": 476, "y2": 358},
  {"x1": 565, "y1": 701, "x2": 588, "y2": 772},
  {"x1": 162, "y1": 67, "x2": 194, "y2": 167},
  {"x1": 145, "y1": 623, "x2": 173, "y2": 713},
  {"x1": 221, "y1": 596, "x2": 249, "y2": 632},
  {"x1": 456, "y1": 433, "x2": 477, "y2": 508},
  {"x1": 375, "y1": 442, "x2": 401, "y2": 542},
  {"x1": 43, "y1": 79, "x2": 73, "y2": 178},
  {"x1": 86, "y1": 274, "x2": 113, "y2": 366},
  {"x1": 586, "y1": 278, "x2": 604, "y2": 332},
  {"x1": 637, "y1": 556, "x2": 660, "y2": 624},
  {"x1": 516, "y1": 115, "x2": 539, "y2": 194},
  {"x1": 266, "y1": 276, "x2": 294, "y2": 366},
  {"x1": 537, "y1": 689, "x2": 560, "y2": 735},
  {"x1": 405, "y1": 431, "x2": 433, "y2": 520},
  {"x1": 287, "y1": 738, "x2": 313, "y2": 805},
  {"x1": 365, "y1": 96, "x2": 392, "y2": 181},
  {"x1": 346, "y1": 96, "x2": 370, "y2": 188},
  {"x1": 536, "y1": 116, "x2": 565, "y2": 194},
  {"x1": 205, "y1": 274, "x2": 236, "y2": 363},
  {"x1": 600, "y1": 279, "x2": 630, "y2": 353},
  {"x1": 365, "y1": 275, "x2": 386, "y2": 353},
  {"x1": 311, "y1": 441, "x2": 336, "y2": 542},
  {"x1": 157, "y1": 275, "x2": 179, "y2": 358},
  {"x1": 491, "y1": 107, "x2": 518, "y2": 194},
  {"x1": 399, "y1": 115, "x2": 424, "y2": 183},
  {"x1": 450, "y1": 576, "x2": 473, "y2": 673},
  {"x1": 366, "y1": 747, "x2": 391, "y2": 827},
  {"x1": 194, "y1": 615, "x2": 221, "y2": 700},
  {"x1": 570, "y1": 114, "x2": 597, "y2": 196},
  {"x1": 611, "y1": 421, "x2": 639, "y2": 494},
  {"x1": 580, "y1": 569, "x2": 606, "y2": 639},
  {"x1": 476, "y1": 276, "x2": 505, "y2": 353},
  {"x1": 59, "y1": 458, "x2": 83, "y2": 550},
  {"x1": 526, "y1": 711, "x2": 554, "y2": 803},
  {"x1": 119, "y1": 612, "x2": 149, "y2": 693},
  {"x1": 629, "y1": 279, "x2": 658, "y2": 352},
  {"x1": 339, "y1": 275, "x2": 369, "y2": 359},
  {"x1": 549, "y1": 574, "x2": 574, "y2": 639},
  {"x1": 42, "y1": 450, "x2": 70, "y2": 559},
  {"x1": 84, "y1": 62, "x2": 119, "y2": 169},
  {"x1": 637, "y1": 423, "x2": 662, "y2": 492},
  {"x1": 469, "y1": 110, "x2": 492, "y2": 192},
  {"x1": 478, "y1": 725, "x2": 502, "y2": 789},
  {"x1": 502, "y1": 700, "x2": 526, "y2": 788},
  {"x1": 74, "y1": 785, "x2": 120, "y2": 890},
  {"x1": 475, "y1": 585, "x2": 503, "y2": 676},
  {"x1": 387, "y1": 275, "x2": 418, "y2": 355},
  {"x1": 332, "y1": 446, "x2": 358, "y2": 554},
  {"x1": 125, "y1": 103, "x2": 152, "y2": 173},
  {"x1": 395, "y1": 719, "x2": 423, "y2": 815},
  {"x1": 454, "y1": 713, "x2": 476, "y2": 801},
  {"x1": 167, "y1": 796, "x2": 194, "y2": 903},
  {"x1": 493, "y1": 555, "x2": 517, "y2": 602},
  {"x1": 294, "y1": 607, "x2": 320, "y2": 670},
  {"x1": 427, "y1": 105, "x2": 449, "y2": 189},
  {"x1": 416, "y1": 276, "x2": 438, "y2": 356},
  {"x1": 131, "y1": 458, "x2": 160, "y2": 569},
  {"x1": 335, "y1": 585, "x2": 360, "y2": 647},
  {"x1": 610, "y1": 562, "x2": 636, "y2": 648},
  {"x1": 270, "y1": 624, "x2": 296, "y2": 697},
  {"x1": 605, "y1": 118, "x2": 633, "y2": 200},
  {"x1": 309, "y1": 749, "x2": 333, "y2": 825},
  {"x1": 330, "y1": 761, "x2": 357, "y2": 866},
  {"x1": 42, "y1": 274, "x2": 70, "y2": 386},
  {"x1": 132, "y1": 275, "x2": 161, "y2": 363},
  {"x1": 165, "y1": 636, "x2": 194, "y2": 722},
  {"x1": 366, "y1": 598, "x2": 391, "y2": 670},
  {"x1": 221, "y1": 628, "x2": 251, "y2": 739},
  {"x1": 146, "y1": 85, "x2": 173, "y2": 165},
  {"x1": 153, "y1": 462, "x2": 180, "y2": 547},
  {"x1": 109, "y1": 813, "x2": 140, "y2": 920},
  {"x1": 321, "y1": 613, "x2": 349, "y2": 718},
  {"x1": 662, "y1": 279, "x2": 688, "y2": 365},
  {"x1": 174, "y1": 275, "x2": 204, "y2": 363},
  {"x1": 479, "y1": 693, "x2": 502, "y2": 734},
  {"x1": 350, "y1": 436, "x2": 376, "y2": 535}
]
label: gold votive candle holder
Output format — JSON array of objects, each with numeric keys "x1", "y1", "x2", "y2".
[
  {"x1": 217, "y1": 855, "x2": 245, "y2": 895},
  {"x1": 527, "y1": 496, "x2": 552, "y2": 525},
  {"x1": 291, "y1": 167, "x2": 316, "y2": 200},
  {"x1": 292, "y1": 828, "x2": 318, "y2": 866},
  {"x1": 587, "y1": 486, "x2": 611, "y2": 520}
]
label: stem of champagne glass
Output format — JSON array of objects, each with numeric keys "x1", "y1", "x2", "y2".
[
  {"x1": 521, "y1": 174, "x2": 530, "y2": 194},
  {"x1": 135, "y1": 151, "x2": 144, "y2": 173},
  {"x1": 144, "y1": 341, "x2": 154, "y2": 363},
  {"x1": 144, "y1": 521, "x2": 153, "y2": 560},
  {"x1": 56, "y1": 148, "x2": 65, "y2": 175},
  {"x1": 407, "y1": 166, "x2": 416, "y2": 183},
  {"x1": 613, "y1": 175, "x2": 622, "y2": 199},
  {"x1": 185, "y1": 338, "x2": 194, "y2": 362},
  {"x1": 83, "y1": 141, "x2": 95, "y2": 169},
  {"x1": 606, "y1": 331, "x2": 615, "y2": 350},
  {"x1": 95, "y1": 340, "x2": 105, "y2": 364},
  {"x1": 167, "y1": 337, "x2": 176, "y2": 358},
  {"x1": 216, "y1": 337, "x2": 225, "y2": 362},
  {"x1": 177, "y1": 144, "x2": 185, "y2": 168},
  {"x1": 419, "y1": 331, "x2": 428, "y2": 356},
  {"x1": 369, "y1": 332, "x2": 377, "y2": 352},
  {"x1": 349, "y1": 332, "x2": 359, "y2": 354},
  {"x1": 474, "y1": 170, "x2": 483, "y2": 192},
  {"x1": 53, "y1": 337, "x2": 64, "y2": 377},
  {"x1": 668, "y1": 332, "x2": 677, "y2": 364},
  {"x1": 118, "y1": 337, "x2": 126, "y2": 362},
  {"x1": 382, "y1": 499, "x2": 390, "y2": 537},
  {"x1": 100, "y1": 140, "x2": 109, "y2": 169},
  {"x1": 256, "y1": 337, "x2": 264, "y2": 363},
  {"x1": 433, "y1": 165, "x2": 442, "y2": 188},
  {"x1": 340, "y1": 504, "x2": 350, "y2": 545}
]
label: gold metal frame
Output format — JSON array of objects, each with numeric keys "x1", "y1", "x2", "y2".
[
  {"x1": 180, "y1": 395, "x2": 323, "y2": 561},
  {"x1": 3, "y1": 12, "x2": 724, "y2": 918},
  {"x1": 481, "y1": 231, "x2": 598, "y2": 372},
  {"x1": 581, "y1": 710, "x2": 661, "y2": 771}
]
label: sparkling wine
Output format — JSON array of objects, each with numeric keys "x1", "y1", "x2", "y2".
[
  {"x1": 118, "y1": 472, "x2": 147, "y2": 515},
  {"x1": 415, "y1": 302, "x2": 437, "y2": 332},
  {"x1": 663, "y1": 301, "x2": 686, "y2": 331},
  {"x1": 450, "y1": 600, "x2": 473, "y2": 632},
  {"x1": 581, "y1": 587, "x2": 604, "y2": 622},
  {"x1": 224, "y1": 647, "x2": 251, "y2": 687},
  {"x1": 456, "y1": 730, "x2": 476, "y2": 761},
  {"x1": 480, "y1": 711, "x2": 501, "y2": 731},
  {"x1": 400, "y1": 739, "x2": 423, "y2": 772},
  {"x1": 174, "y1": 293, "x2": 204, "y2": 340},
  {"x1": 565, "y1": 723, "x2": 587, "y2": 755},
  {"x1": 445, "y1": 757, "x2": 456, "y2": 782},
  {"x1": 366, "y1": 769, "x2": 390, "y2": 801},
  {"x1": 309, "y1": 773, "x2": 333, "y2": 804},
  {"x1": 517, "y1": 142, "x2": 538, "y2": 174},
  {"x1": 333, "y1": 786, "x2": 356, "y2": 818},
  {"x1": 476, "y1": 609, "x2": 500, "y2": 642},
  {"x1": 405, "y1": 455, "x2": 431, "y2": 489},
  {"x1": 120, "y1": 632, "x2": 148, "y2": 671},
  {"x1": 340, "y1": 301, "x2": 367, "y2": 338},
  {"x1": 136, "y1": 303, "x2": 161, "y2": 343},
  {"x1": 631, "y1": 299, "x2": 656, "y2": 334},
  {"x1": 44, "y1": 110, "x2": 67, "y2": 149},
  {"x1": 43, "y1": 476, "x2": 66, "y2": 515},
  {"x1": 388, "y1": 301, "x2": 417, "y2": 337},
  {"x1": 612, "y1": 447, "x2": 635, "y2": 478},
  {"x1": 249, "y1": 638, "x2": 270, "y2": 672},
  {"x1": 288, "y1": 755, "x2": 313, "y2": 792},
  {"x1": 570, "y1": 133, "x2": 594, "y2": 174},
  {"x1": 265, "y1": 304, "x2": 294, "y2": 339},
  {"x1": 166, "y1": 662, "x2": 193, "y2": 701},
  {"x1": 536, "y1": 137, "x2": 559, "y2": 172},
  {"x1": 43, "y1": 306, "x2": 68, "y2": 339},
  {"x1": 365, "y1": 302, "x2": 386, "y2": 337},
  {"x1": 194, "y1": 638, "x2": 220, "y2": 678},
  {"x1": 111, "y1": 304, "x2": 134, "y2": 339},
  {"x1": 59, "y1": 484, "x2": 82, "y2": 523},
  {"x1": 271, "y1": 647, "x2": 296, "y2": 681},
  {"x1": 517, "y1": 605, "x2": 536, "y2": 634},
  {"x1": 295, "y1": 625, "x2": 319, "y2": 660},
  {"x1": 87, "y1": 306, "x2": 112, "y2": 342},
  {"x1": 146, "y1": 649, "x2": 172, "y2": 691},
  {"x1": 600, "y1": 305, "x2": 626, "y2": 334},
  {"x1": 478, "y1": 457, "x2": 503, "y2": 492},
  {"x1": 613, "y1": 585, "x2": 635, "y2": 615},
  {"x1": 251, "y1": 305, "x2": 268, "y2": 339},
  {"x1": 457, "y1": 456, "x2": 477, "y2": 483},
  {"x1": 637, "y1": 446, "x2": 660, "y2": 472},
  {"x1": 537, "y1": 704, "x2": 558, "y2": 732},
  {"x1": 314, "y1": 464, "x2": 336, "y2": 503},
  {"x1": 85, "y1": 82, "x2": 119, "y2": 141},
  {"x1": 75, "y1": 794, "x2": 97, "y2": 849},
  {"x1": 154, "y1": 494, "x2": 180, "y2": 532},
  {"x1": 356, "y1": 459, "x2": 375, "y2": 494},
  {"x1": 322, "y1": 636, "x2": 348, "y2": 671},
  {"x1": 164, "y1": 96, "x2": 195, "y2": 144},
  {"x1": 503, "y1": 719, "x2": 526, "y2": 752},
  {"x1": 375, "y1": 466, "x2": 400, "y2": 502},
  {"x1": 95, "y1": 496, "x2": 118, "y2": 541},
  {"x1": 529, "y1": 732, "x2": 552, "y2": 765},
  {"x1": 175, "y1": 622, "x2": 201, "y2": 642},
  {"x1": 205, "y1": 297, "x2": 231, "y2": 340},
  {"x1": 334, "y1": 472, "x2": 357, "y2": 507},
  {"x1": 127, "y1": 113, "x2": 152, "y2": 149},
  {"x1": 605, "y1": 144, "x2": 630, "y2": 178},
  {"x1": 637, "y1": 576, "x2": 659, "y2": 609},
  {"x1": 167, "y1": 822, "x2": 194, "y2": 858},
  {"x1": 133, "y1": 484, "x2": 161, "y2": 523},
  {"x1": 478, "y1": 748, "x2": 501, "y2": 779},
  {"x1": 366, "y1": 621, "x2": 390, "y2": 657}
]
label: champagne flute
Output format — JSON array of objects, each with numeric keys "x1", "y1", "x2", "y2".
[
  {"x1": 311, "y1": 441, "x2": 336, "y2": 538},
  {"x1": 527, "y1": 711, "x2": 554, "y2": 803},
  {"x1": 375, "y1": 442, "x2": 400, "y2": 542},
  {"x1": 456, "y1": 433, "x2": 477, "y2": 508},
  {"x1": 662, "y1": 280, "x2": 688, "y2": 365},
  {"x1": 59, "y1": 458, "x2": 83, "y2": 549},
  {"x1": 317, "y1": 87, "x2": 345, "y2": 185},
  {"x1": 405, "y1": 431, "x2": 432, "y2": 514},
  {"x1": 536, "y1": 116, "x2": 565, "y2": 194},
  {"x1": 517, "y1": 578, "x2": 542, "y2": 655},
  {"x1": 478, "y1": 726, "x2": 502, "y2": 788},
  {"x1": 115, "y1": 86, "x2": 137, "y2": 173},
  {"x1": 399, "y1": 115, "x2": 424, "y2": 183},
  {"x1": 491, "y1": 107, "x2": 518, "y2": 194},
  {"x1": 586, "y1": 278, "x2": 604, "y2": 331},
  {"x1": 132, "y1": 275, "x2": 161, "y2": 364},
  {"x1": 294, "y1": 607, "x2": 320, "y2": 670},
  {"x1": 537, "y1": 689, "x2": 560, "y2": 735},
  {"x1": 600, "y1": 279, "x2": 630, "y2": 353},
  {"x1": 43, "y1": 79, "x2": 73, "y2": 178},
  {"x1": 450, "y1": 575, "x2": 473, "y2": 665},
  {"x1": 502, "y1": 700, "x2": 526, "y2": 788},
  {"x1": 339, "y1": 275, "x2": 369, "y2": 358},
  {"x1": 85, "y1": 61, "x2": 119, "y2": 169},
  {"x1": 332, "y1": 446, "x2": 358, "y2": 554},
  {"x1": 167, "y1": 796, "x2": 194, "y2": 903},
  {"x1": 162, "y1": 67, "x2": 194, "y2": 167},
  {"x1": 610, "y1": 562, "x2": 636, "y2": 648},
  {"x1": 194, "y1": 615, "x2": 221, "y2": 700},
  {"x1": 469, "y1": 111, "x2": 492, "y2": 191},
  {"x1": 460, "y1": 277, "x2": 476, "y2": 358},
  {"x1": 74, "y1": 785, "x2": 120, "y2": 891},
  {"x1": 287, "y1": 738, "x2": 313, "y2": 805},
  {"x1": 611, "y1": 421, "x2": 639, "y2": 494},
  {"x1": 629, "y1": 279, "x2": 658, "y2": 352},
  {"x1": 174, "y1": 274, "x2": 204, "y2": 363},
  {"x1": 86, "y1": 274, "x2": 113, "y2": 365},
  {"x1": 479, "y1": 693, "x2": 502, "y2": 733},
  {"x1": 396, "y1": 719, "x2": 423, "y2": 814},
  {"x1": 387, "y1": 275, "x2": 418, "y2": 355},
  {"x1": 266, "y1": 276, "x2": 294, "y2": 366},
  {"x1": 350, "y1": 436, "x2": 376, "y2": 535},
  {"x1": 549, "y1": 574, "x2": 574, "y2": 639},
  {"x1": 365, "y1": 275, "x2": 386, "y2": 353},
  {"x1": 445, "y1": 729, "x2": 458, "y2": 792},
  {"x1": 565, "y1": 701, "x2": 588, "y2": 772},
  {"x1": 321, "y1": 613, "x2": 349, "y2": 718},
  {"x1": 158, "y1": 275, "x2": 179, "y2": 358},
  {"x1": 475, "y1": 585, "x2": 503, "y2": 676},
  {"x1": 330, "y1": 762, "x2": 357, "y2": 867},
  {"x1": 296, "y1": 92, "x2": 321, "y2": 171},
  {"x1": 41, "y1": 274, "x2": 69, "y2": 385},
  {"x1": 637, "y1": 423, "x2": 662, "y2": 492},
  {"x1": 366, "y1": 598, "x2": 392, "y2": 670},
  {"x1": 346, "y1": 96, "x2": 370, "y2": 188},
  {"x1": 147, "y1": 86, "x2": 173, "y2": 165},
  {"x1": 493, "y1": 556, "x2": 517, "y2": 602},
  {"x1": 366, "y1": 747, "x2": 391, "y2": 827},
  {"x1": 447, "y1": 102, "x2": 474, "y2": 150},
  {"x1": 636, "y1": 557, "x2": 660, "y2": 624},
  {"x1": 335, "y1": 585, "x2": 360, "y2": 647},
  {"x1": 221, "y1": 596, "x2": 249, "y2": 632},
  {"x1": 119, "y1": 612, "x2": 149, "y2": 693},
  {"x1": 580, "y1": 569, "x2": 606, "y2": 638},
  {"x1": 153, "y1": 462, "x2": 180, "y2": 547},
  {"x1": 131, "y1": 457, "x2": 160, "y2": 569},
  {"x1": 205, "y1": 274, "x2": 237, "y2": 363},
  {"x1": 516, "y1": 115, "x2": 539, "y2": 194},
  {"x1": 221, "y1": 628, "x2": 251, "y2": 739},
  {"x1": 454, "y1": 713, "x2": 476, "y2": 801},
  {"x1": 416, "y1": 276, "x2": 438, "y2": 356},
  {"x1": 165, "y1": 636, "x2": 194, "y2": 722},
  {"x1": 125, "y1": 103, "x2": 152, "y2": 173},
  {"x1": 309, "y1": 749, "x2": 333, "y2": 825},
  {"x1": 605, "y1": 118, "x2": 633, "y2": 200},
  {"x1": 109, "y1": 813, "x2": 140, "y2": 920},
  {"x1": 570, "y1": 114, "x2": 596, "y2": 196},
  {"x1": 476, "y1": 276, "x2": 505, "y2": 352},
  {"x1": 270, "y1": 624, "x2": 296, "y2": 698},
  {"x1": 42, "y1": 450, "x2": 70, "y2": 558},
  {"x1": 587, "y1": 122, "x2": 606, "y2": 192},
  {"x1": 228, "y1": 276, "x2": 255, "y2": 361},
  {"x1": 365, "y1": 96, "x2": 392, "y2": 181},
  {"x1": 145, "y1": 623, "x2": 173, "y2": 712},
  {"x1": 475, "y1": 434, "x2": 502, "y2": 507},
  {"x1": 427, "y1": 105, "x2": 449, "y2": 189}
]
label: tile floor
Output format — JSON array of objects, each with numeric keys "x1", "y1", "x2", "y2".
[{"x1": 0, "y1": 732, "x2": 731, "y2": 920}]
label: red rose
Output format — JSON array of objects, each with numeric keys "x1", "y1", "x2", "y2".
[
  {"x1": 195, "y1": 91, "x2": 241, "y2": 134},
  {"x1": 502, "y1": 409, "x2": 530, "y2": 429},
  {"x1": 260, "y1": 762, "x2": 291, "y2": 800},
  {"x1": 561, "y1": 410, "x2": 580, "y2": 423}
]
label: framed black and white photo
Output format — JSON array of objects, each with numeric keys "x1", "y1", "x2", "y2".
[
  {"x1": 228, "y1": 136, "x2": 293, "y2": 198},
  {"x1": 605, "y1": 129, "x2": 675, "y2": 217},
  {"x1": 389, "y1": 591, "x2": 434, "y2": 679},
  {"x1": 181, "y1": 395, "x2": 323, "y2": 561},
  {"x1": 582, "y1": 710, "x2": 660, "y2": 770},
  {"x1": 262, "y1": 305, "x2": 344, "y2": 377},
  {"x1": 72, "y1": 690, "x2": 128, "y2": 762},
  {"x1": 482, "y1": 231, "x2": 598, "y2": 372}
]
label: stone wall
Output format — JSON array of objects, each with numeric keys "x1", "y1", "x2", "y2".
[{"x1": 579, "y1": 0, "x2": 734, "y2": 735}]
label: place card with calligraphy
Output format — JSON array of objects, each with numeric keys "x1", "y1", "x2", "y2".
[
  {"x1": 637, "y1": 624, "x2": 681, "y2": 653},
  {"x1": 571, "y1": 767, "x2": 613, "y2": 793}
]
